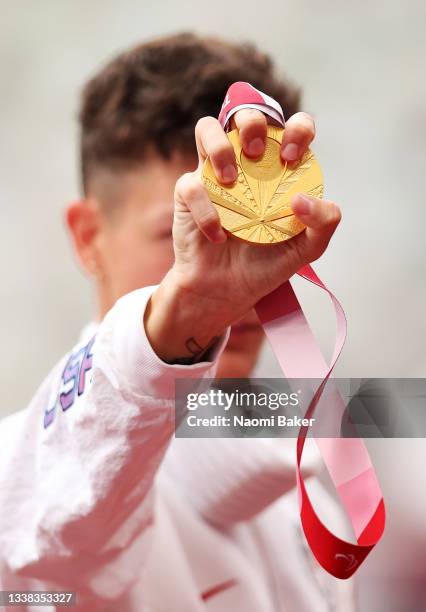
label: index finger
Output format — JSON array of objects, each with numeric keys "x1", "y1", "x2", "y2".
[{"x1": 195, "y1": 116, "x2": 237, "y2": 184}]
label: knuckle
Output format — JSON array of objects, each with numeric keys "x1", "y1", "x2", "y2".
[
  {"x1": 328, "y1": 202, "x2": 342, "y2": 225},
  {"x1": 174, "y1": 172, "x2": 191, "y2": 192},
  {"x1": 288, "y1": 112, "x2": 315, "y2": 138},
  {"x1": 195, "y1": 115, "x2": 218, "y2": 134},
  {"x1": 176, "y1": 173, "x2": 203, "y2": 201},
  {"x1": 298, "y1": 111, "x2": 315, "y2": 126},
  {"x1": 174, "y1": 174, "x2": 186, "y2": 199},
  {"x1": 185, "y1": 181, "x2": 204, "y2": 202}
]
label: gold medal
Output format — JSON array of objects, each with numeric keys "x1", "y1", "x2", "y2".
[{"x1": 202, "y1": 126, "x2": 323, "y2": 245}]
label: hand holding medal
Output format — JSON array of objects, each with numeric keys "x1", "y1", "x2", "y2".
[
  {"x1": 171, "y1": 95, "x2": 342, "y2": 334},
  {"x1": 147, "y1": 96, "x2": 339, "y2": 369}
]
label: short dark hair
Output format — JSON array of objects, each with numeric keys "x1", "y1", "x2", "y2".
[{"x1": 79, "y1": 32, "x2": 301, "y2": 194}]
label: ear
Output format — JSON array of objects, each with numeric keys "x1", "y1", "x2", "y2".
[{"x1": 65, "y1": 197, "x2": 102, "y2": 276}]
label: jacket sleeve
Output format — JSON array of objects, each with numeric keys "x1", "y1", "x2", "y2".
[{"x1": 0, "y1": 286, "x2": 230, "y2": 608}]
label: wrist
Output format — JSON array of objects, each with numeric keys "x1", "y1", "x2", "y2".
[{"x1": 144, "y1": 268, "x2": 229, "y2": 364}]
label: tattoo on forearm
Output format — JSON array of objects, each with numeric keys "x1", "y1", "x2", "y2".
[{"x1": 172, "y1": 336, "x2": 220, "y2": 365}]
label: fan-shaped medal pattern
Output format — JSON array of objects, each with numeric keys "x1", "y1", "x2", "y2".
[{"x1": 202, "y1": 125, "x2": 324, "y2": 245}]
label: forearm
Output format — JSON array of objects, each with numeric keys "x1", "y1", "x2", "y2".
[{"x1": 144, "y1": 267, "x2": 229, "y2": 364}]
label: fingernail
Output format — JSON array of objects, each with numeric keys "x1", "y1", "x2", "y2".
[
  {"x1": 247, "y1": 137, "x2": 264, "y2": 157},
  {"x1": 282, "y1": 143, "x2": 299, "y2": 161},
  {"x1": 293, "y1": 194, "x2": 313, "y2": 215},
  {"x1": 222, "y1": 164, "x2": 237, "y2": 183}
]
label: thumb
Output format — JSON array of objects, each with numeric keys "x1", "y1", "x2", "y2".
[{"x1": 291, "y1": 193, "x2": 342, "y2": 262}]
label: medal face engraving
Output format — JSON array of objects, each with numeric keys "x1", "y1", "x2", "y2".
[{"x1": 202, "y1": 126, "x2": 324, "y2": 245}]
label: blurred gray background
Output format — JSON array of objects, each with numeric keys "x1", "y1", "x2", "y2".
[{"x1": 1, "y1": 1, "x2": 426, "y2": 610}]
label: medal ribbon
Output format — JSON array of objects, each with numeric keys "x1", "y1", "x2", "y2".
[{"x1": 218, "y1": 82, "x2": 385, "y2": 579}]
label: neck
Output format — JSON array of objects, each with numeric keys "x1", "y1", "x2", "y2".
[{"x1": 96, "y1": 282, "x2": 115, "y2": 321}]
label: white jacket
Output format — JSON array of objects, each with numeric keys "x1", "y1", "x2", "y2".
[{"x1": 0, "y1": 286, "x2": 355, "y2": 611}]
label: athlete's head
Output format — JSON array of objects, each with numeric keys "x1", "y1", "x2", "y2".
[{"x1": 66, "y1": 32, "x2": 300, "y2": 376}]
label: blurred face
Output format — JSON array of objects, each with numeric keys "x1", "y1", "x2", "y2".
[{"x1": 67, "y1": 151, "x2": 265, "y2": 377}]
